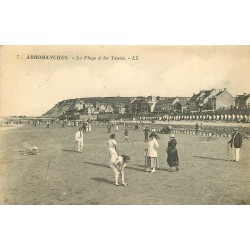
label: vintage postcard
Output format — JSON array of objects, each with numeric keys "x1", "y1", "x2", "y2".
[{"x1": 0, "y1": 45, "x2": 249, "y2": 204}]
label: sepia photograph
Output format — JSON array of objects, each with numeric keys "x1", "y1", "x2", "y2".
[
  {"x1": 1, "y1": 1, "x2": 250, "y2": 250},
  {"x1": 0, "y1": 45, "x2": 250, "y2": 205}
]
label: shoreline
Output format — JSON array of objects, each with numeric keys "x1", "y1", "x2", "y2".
[{"x1": 0, "y1": 124, "x2": 25, "y2": 132}]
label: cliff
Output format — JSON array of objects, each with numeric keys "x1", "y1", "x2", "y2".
[{"x1": 42, "y1": 97, "x2": 132, "y2": 117}]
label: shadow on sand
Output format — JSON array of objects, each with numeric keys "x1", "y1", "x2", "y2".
[
  {"x1": 62, "y1": 149, "x2": 79, "y2": 153},
  {"x1": 85, "y1": 162, "x2": 146, "y2": 172},
  {"x1": 133, "y1": 164, "x2": 167, "y2": 171},
  {"x1": 193, "y1": 155, "x2": 227, "y2": 162},
  {"x1": 91, "y1": 177, "x2": 114, "y2": 185},
  {"x1": 126, "y1": 165, "x2": 146, "y2": 172},
  {"x1": 84, "y1": 161, "x2": 109, "y2": 168}
]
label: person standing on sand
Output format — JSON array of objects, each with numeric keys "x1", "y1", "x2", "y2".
[
  {"x1": 124, "y1": 128, "x2": 129, "y2": 143},
  {"x1": 195, "y1": 123, "x2": 199, "y2": 134},
  {"x1": 107, "y1": 134, "x2": 118, "y2": 162},
  {"x1": 165, "y1": 134, "x2": 179, "y2": 172},
  {"x1": 145, "y1": 132, "x2": 159, "y2": 173},
  {"x1": 107, "y1": 123, "x2": 111, "y2": 133},
  {"x1": 228, "y1": 128, "x2": 243, "y2": 162},
  {"x1": 115, "y1": 124, "x2": 119, "y2": 132},
  {"x1": 144, "y1": 126, "x2": 150, "y2": 142},
  {"x1": 75, "y1": 127, "x2": 84, "y2": 152}
]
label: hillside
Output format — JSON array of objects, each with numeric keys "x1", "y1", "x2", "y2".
[
  {"x1": 43, "y1": 99, "x2": 76, "y2": 117},
  {"x1": 43, "y1": 97, "x2": 132, "y2": 117}
]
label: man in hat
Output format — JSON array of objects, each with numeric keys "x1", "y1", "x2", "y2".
[{"x1": 228, "y1": 128, "x2": 243, "y2": 162}]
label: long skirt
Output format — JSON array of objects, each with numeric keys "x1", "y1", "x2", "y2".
[
  {"x1": 167, "y1": 149, "x2": 179, "y2": 167},
  {"x1": 146, "y1": 156, "x2": 158, "y2": 168}
]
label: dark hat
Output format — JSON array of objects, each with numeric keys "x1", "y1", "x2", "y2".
[
  {"x1": 121, "y1": 155, "x2": 130, "y2": 161},
  {"x1": 110, "y1": 134, "x2": 116, "y2": 139},
  {"x1": 149, "y1": 132, "x2": 156, "y2": 138}
]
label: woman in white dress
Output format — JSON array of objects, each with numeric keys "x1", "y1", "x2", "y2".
[
  {"x1": 107, "y1": 134, "x2": 118, "y2": 162},
  {"x1": 145, "y1": 132, "x2": 159, "y2": 173}
]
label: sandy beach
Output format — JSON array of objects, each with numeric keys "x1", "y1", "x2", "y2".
[{"x1": 0, "y1": 123, "x2": 249, "y2": 205}]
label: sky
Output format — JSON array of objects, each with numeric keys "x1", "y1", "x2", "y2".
[{"x1": 0, "y1": 45, "x2": 250, "y2": 116}]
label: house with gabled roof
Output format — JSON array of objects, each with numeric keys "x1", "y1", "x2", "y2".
[
  {"x1": 189, "y1": 89, "x2": 219, "y2": 111},
  {"x1": 207, "y1": 88, "x2": 234, "y2": 110},
  {"x1": 173, "y1": 97, "x2": 191, "y2": 112},
  {"x1": 153, "y1": 97, "x2": 179, "y2": 113},
  {"x1": 129, "y1": 97, "x2": 145, "y2": 114},
  {"x1": 235, "y1": 93, "x2": 250, "y2": 109}
]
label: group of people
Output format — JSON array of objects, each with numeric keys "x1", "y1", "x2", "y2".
[
  {"x1": 106, "y1": 131, "x2": 180, "y2": 186},
  {"x1": 75, "y1": 120, "x2": 244, "y2": 186},
  {"x1": 144, "y1": 132, "x2": 179, "y2": 173}
]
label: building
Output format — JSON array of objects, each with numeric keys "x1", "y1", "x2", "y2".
[
  {"x1": 153, "y1": 97, "x2": 179, "y2": 113},
  {"x1": 146, "y1": 96, "x2": 158, "y2": 112},
  {"x1": 208, "y1": 88, "x2": 235, "y2": 110},
  {"x1": 189, "y1": 89, "x2": 220, "y2": 111},
  {"x1": 173, "y1": 97, "x2": 190, "y2": 113},
  {"x1": 75, "y1": 100, "x2": 84, "y2": 110},
  {"x1": 235, "y1": 93, "x2": 250, "y2": 109},
  {"x1": 129, "y1": 97, "x2": 145, "y2": 114}
]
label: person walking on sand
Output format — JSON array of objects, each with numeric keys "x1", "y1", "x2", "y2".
[
  {"x1": 109, "y1": 154, "x2": 130, "y2": 186},
  {"x1": 165, "y1": 134, "x2": 179, "y2": 172},
  {"x1": 88, "y1": 123, "x2": 92, "y2": 132},
  {"x1": 115, "y1": 123, "x2": 119, "y2": 132},
  {"x1": 107, "y1": 134, "x2": 118, "y2": 162},
  {"x1": 107, "y1": 123, "x2": 112, "y2": 133},
  {"x1": 124, "y1": 128, "x2": 129, "y2": 143},
  {"x1": 195, "y1": 123, "x2": 199, "y2": 134},
  {"x1": 145, "y1": 132, "x2": 159, "y2": 173},
  {"x1": 143, "y1": 126, "x2": 150, "y2": 142},
  {"x1": 228, "y1": 128, "x2": 243, "y2": 162},
  {"x1": 75, "y1": 127, "x2": 84, "y2": 152}
]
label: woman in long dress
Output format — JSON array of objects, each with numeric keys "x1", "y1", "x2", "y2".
[
  {"x1": 107, "y1": 134, "x2": 118, "y2": 163},
  {"x1": 166, "y1": 134, "x2": 179, "y2": 172}
]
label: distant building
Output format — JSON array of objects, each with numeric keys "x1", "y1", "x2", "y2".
[
  {"x1": 235, "y1": 93, "x2": 250, "y2": 109},
  {"x1": 189, "y1": 89, "x2": 220, "y2": 111},
  {"x1": 153, "y1": 97, "x2": 179, "y2": 113},
  {"x1": 207, "y1": 88, "x2": 235, "y2": 110},
  {"x1": 173, "y1": 97, "x2": 190, "y2": 113},
  {"x1": 105, "y1": 105, "x2": 114, "y2": 114},
  {"x1": 85, "y1": 103, "x2": 95, "y2": 114},
  {"x1": 75, "y1": 100, "x2": 84, "y2": 110},
  {"x1": 129, "y1": 97, "x2": 145, "y2": 114},
  {"x1": 146, "y1": 96, "x2": 158, "y2": 112}
]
